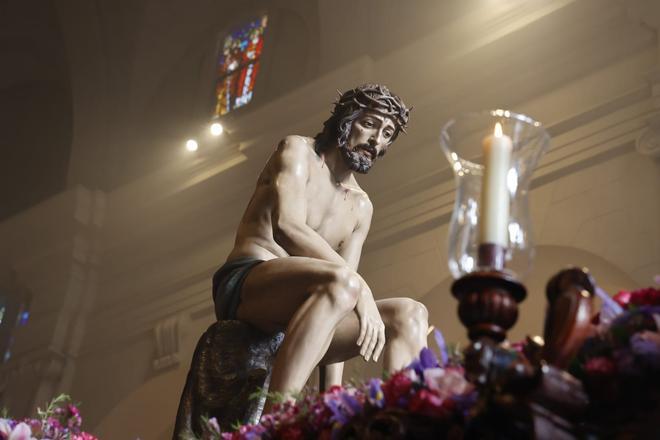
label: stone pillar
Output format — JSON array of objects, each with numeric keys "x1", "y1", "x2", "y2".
[{"x1": 0, "y1": 186, "x2": 105, "y2": 416}]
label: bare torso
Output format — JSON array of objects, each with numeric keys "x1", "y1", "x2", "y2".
[{"x1": 227, "y1": 136, "x2": 371, "y2": 263}]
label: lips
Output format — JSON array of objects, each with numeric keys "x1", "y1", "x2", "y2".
[{"x1": 358, "y1": 145, "x2": 376, "y2": 161}]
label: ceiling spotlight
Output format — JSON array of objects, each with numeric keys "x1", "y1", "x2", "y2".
[
  {"x1": 210, "y1": 122, "x2": 224, "y2": 136},
  {"x1": 186, "y1": 139, "x2": 198, "y2": 152}
]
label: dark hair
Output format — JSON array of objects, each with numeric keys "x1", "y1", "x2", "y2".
[{"x1": 314, "y1": 84, "x2": 411, "y2": 153}]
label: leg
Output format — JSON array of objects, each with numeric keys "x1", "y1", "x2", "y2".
[
  {"x1": 235, "y1": 257, "x2": 361, "y2": 403},
  {"x1": 320, "y1": 362, "x2": 344, "y2": 390},
  {"x1": 319, "y1": 298, "x2": 429, "y2": 372}
]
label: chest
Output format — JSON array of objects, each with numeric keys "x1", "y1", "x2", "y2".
[{"x1": 304, "y1": 177, "x2": 360, "y2": 250}]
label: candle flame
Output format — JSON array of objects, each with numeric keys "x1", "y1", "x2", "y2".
[{"x1": 494, "y1": 122, "x2": 503, "y2": 137}]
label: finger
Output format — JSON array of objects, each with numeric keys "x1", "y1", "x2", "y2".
[
  {"x1": 365, "y1": 325, "x2": 379, "y2": 361},
  {"x1": 360, "y1": 324, "x2": 372, "y2": 356},
  {"x1": 373, "y1": 325, "x2": 386, "y2": 362},
  {"x1": 357, "y1": 318, "x2": 367, "y2": 346},
  {"x1": 360, "y1": 324, "x2": 374, "y2": 358}
]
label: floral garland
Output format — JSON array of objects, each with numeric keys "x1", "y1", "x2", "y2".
[
  {"x1": 198, "y1": 331, "x2": 476, "y2": 440},
  {"x1": 0, "y1": 395, "x2": 97, "y2": 440}
]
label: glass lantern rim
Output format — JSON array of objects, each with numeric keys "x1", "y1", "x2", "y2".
[{"x1": 440, "y1": 109, "x2": 548, "y2": 166}]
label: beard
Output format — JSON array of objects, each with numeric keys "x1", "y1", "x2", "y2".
[{"x1": 339, "y1": 143, "x2": 375, "y2": 174}]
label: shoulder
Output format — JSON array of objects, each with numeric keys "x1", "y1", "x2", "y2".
[
  {"x1": 271, "y1": 135, "x2": 316, "y2": 169},
  {"x1": 268, "y1": 135, "x2": 316, "y2": 177},
  {"x1": 355, "y1": 191, "x2": 373, "y2": 222},
  {"x1": 276, "y1": 135, "x2": 316, "y2": 157}
]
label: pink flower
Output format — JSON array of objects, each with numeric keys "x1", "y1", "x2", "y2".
[
  {"x1": 72, "y1": 433, "x2": 99, "y2": 440},
  {"x1": 8, "y1": 423, "x2": 33, "y2": 440},
  {"x1": 423, "y1": 368, "x2": 473, "y2": 398},
  {"x1": 408, "y1": 389, "x2": 454, "y2": 418}
]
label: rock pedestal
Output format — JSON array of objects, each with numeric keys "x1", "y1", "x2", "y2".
[{"x1": 173, "y1": 321, "x2": 284, "y2": 438}]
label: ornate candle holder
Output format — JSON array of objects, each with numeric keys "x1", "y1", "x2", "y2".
[{"x1": 440, "y1": 110, "x2": 550, "y2": 343}]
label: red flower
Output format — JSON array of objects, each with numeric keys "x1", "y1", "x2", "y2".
[
  {"x1": 382, "y1": 372, "x2": 413, "y2": 406},
  {"x1": 613, "y1": 290, "x2": 632, "y2": 308},
  {"x1": 614, "y1": 287, "x2": 660, "y2": 309},
  {"x1": 584, "y1": 356, "x2": 616, "y2": 376},
  {"x1": 408, "y1": 389, "x2": 454, "y2": 419},
  {"x1": 278, "y1": 423, "x2": 304, "y2": 440}
]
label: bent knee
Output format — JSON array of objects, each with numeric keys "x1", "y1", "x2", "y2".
[
  {"x1": 316, "y1": 266, "x2": 361, "y2": 312},
  {"x1": 387, "y1": 298, "x2": 428, "y2": 333}
]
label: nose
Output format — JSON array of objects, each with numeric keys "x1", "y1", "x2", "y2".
[{"x1": 369, "y1": 130, "x2": 386, "y2": 145}]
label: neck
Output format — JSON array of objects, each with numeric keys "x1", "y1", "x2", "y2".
[{"x1": 321, "y1": 144, "x2": 352, "y2": 184}]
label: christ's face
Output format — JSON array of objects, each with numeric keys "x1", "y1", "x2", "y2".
[{"x1": 340, "y1": 111, "x2": 396, "y2": 174}]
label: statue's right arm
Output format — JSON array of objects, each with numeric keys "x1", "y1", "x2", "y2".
[{"x1": 269, "y1": 136, "x2": 347, "y2": 266}]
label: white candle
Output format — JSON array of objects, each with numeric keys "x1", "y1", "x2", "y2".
[{"x1": 480, "y1": 122, "x2": 513, "y2": 247}]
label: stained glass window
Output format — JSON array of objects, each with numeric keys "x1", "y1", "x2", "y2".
[
  {"x1": 0, "y1": 296, "x2": 30, "y2": 363},
  {"x1": 214, "y1": 15, "x2": 268, "y2": 116}
]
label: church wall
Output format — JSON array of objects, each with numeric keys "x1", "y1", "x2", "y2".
[{"x1": 1, "y1": 0, "x2": 659, "y2": 437}]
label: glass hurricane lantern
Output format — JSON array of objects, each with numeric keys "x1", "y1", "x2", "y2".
[{"x1": 440, "y1": 110, "x2": 550, "y2": 343}]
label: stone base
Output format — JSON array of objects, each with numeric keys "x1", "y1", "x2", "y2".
[{"x1": 173, "y1": 321, "x2": 284, "y2": 438}]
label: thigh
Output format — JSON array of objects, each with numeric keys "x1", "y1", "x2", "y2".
[
  {"x1": 319, "y1": 298, "x2": 404, "y2": 365},
  {"x1": 236, "y1": 256, "x2": 343, "y2": 333}
]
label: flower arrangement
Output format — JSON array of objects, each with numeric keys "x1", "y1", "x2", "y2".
[
  {"x1": 0, "y1": 395, "x2": 97, "y2": 440},
  {"x1": 199, "y1": 331, "x2": 476, "y2": 440},
  {"x1": 572, "y1": 286, "x2": 660, "y2": 413},
  {"x1": 207, "y1": 283, "x2": 660, "y2": 439}
]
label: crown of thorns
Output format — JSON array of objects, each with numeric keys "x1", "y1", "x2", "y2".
[{"x1": 333, "y1": 84, "x2": 411, "y2": 133}]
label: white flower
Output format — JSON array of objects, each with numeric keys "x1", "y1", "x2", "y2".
[
  {"x1": 8, "y1": 423, "x2": 34, "y2": 440},
  {"x1": 0, "y1": 419, "x2": 12, "y2": 437}
]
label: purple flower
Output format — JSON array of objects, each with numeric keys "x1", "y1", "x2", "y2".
[
  {"x1": 367, "y1": 378, "x2": 385, "y2": 408},
  {"x1": 43, "y1": 416, "x2": 65, "y2": 439},
  {"x1": 407, "y1": 347, "x2": 440, "y2": 377},
  {"x1": 433, "y1": 329, "x2": 449, "y2": 366},
  {"x1": 630, "y1": 331, "x2": 660, "y2": 368},
  {"x1": 612, "y1": 348, "x2": 637, "y2": 375},
  {"x1": 340, "y1": 393, "x2": 362, "y2": 416},
  {"x1": 321, "y1": 387, "x2": 364, "y2": 431}
]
